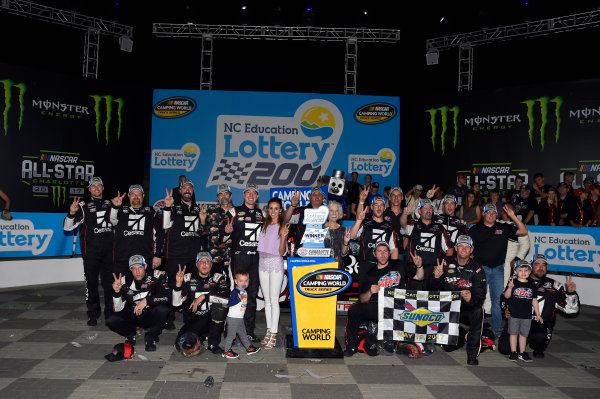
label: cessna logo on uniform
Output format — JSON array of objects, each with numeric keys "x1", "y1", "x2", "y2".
[
  {"x1": 125, "y1": 215, "x2": 145, "y2": 236},
  {"x1": 0, "y1": 79, "x2": 26, "y2": 136},
  {"x1": 182, "y1": 216, "x2": 199, "y2": 236},
  {"x1": 521, "y1": 96, "x2": 563, "y2": 151},
  {"x1": 425, "y1": 105, "x2": 459, "y2": 155},
  {"x1": 89, "y1": 94, "x2": 124, "y2": 145},
  {"x1": 240, "y1": 222, "x2": 262, "y2": 246},
  {"x1": 367, "y1": 228, "x2": 387, "y2": 248},
  {"x1": 93, "y1": 210, "x2": 112, "y2": 233},
  {"x1": 416, "y1": 232, "x2": 436, "y2": 252}
]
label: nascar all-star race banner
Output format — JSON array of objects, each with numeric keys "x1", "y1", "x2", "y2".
[
  {"x1": 378, "y1": 289, "x2": 461, "y2": 345},
  {"x1": 0, "y1": 63, "x2": 147, "y2": 257},
  {"x1": 149, "y1": 90, "x2": 400, "y2": 204},
  {"x1": 402, "y1": 79, "x2": 600, "y2": 200}
]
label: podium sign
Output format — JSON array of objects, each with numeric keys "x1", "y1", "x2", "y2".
[
  {"x1": 298, "y1": 205, "x2": 333, "y2": 258},
  {"x1": 288, "y1": 257, "x2": 352, "y2": 350}
]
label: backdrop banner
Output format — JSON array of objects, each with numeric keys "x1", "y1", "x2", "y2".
[{"x1": 149, "y1": 90, "x2": 400, "y2": 205}]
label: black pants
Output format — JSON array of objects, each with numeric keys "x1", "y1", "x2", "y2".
[
  {"x1": 232, "y1": 252, "x2": 259, "y2": 334},
  {"x1": 166, "y1": 257, "x2": 196, "y2": 324},
  {"x1": 345, "y1": 302, "x2": 378, "y2": 349},
  {"x1": 175, "y1": 304, "x2": 228, "y2": 349},
  {"x1": 83, "y1": 252, "x2": 113, "y2": 319},
  {"x1": 498, "y1": 319, "x2": 552, "y2": 355},
  {"x1": 441, "y1": 305, "x2": 484, "y2": 357},
  {"x1": 106, "y1": 304, "x2": 170, "y2": 340}
]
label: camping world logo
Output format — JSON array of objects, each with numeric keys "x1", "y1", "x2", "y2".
[
  {"x1": 521, "y1": 96, "x2": 563, "y2": 151},
  {"x1": 425, "y1": 105, "x2": 459, "y2": 155},
  {"x1": 0, "y1": 79, "x2": 26, "y2": 135},
  {"x1": 89, "y1": 95, "x2": 124, "y2": 145}
]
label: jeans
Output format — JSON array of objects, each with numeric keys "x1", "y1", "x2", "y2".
[{"x1": 481, "y1": 264, "x2": 504, "y2": 332}]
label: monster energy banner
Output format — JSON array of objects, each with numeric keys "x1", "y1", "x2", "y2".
[
  {"x1": 0, "y1": 62, "x2": 147, "y2": 213},
  {"x1": 402, "y1": 79, "x2": 600, "y2": 198}
]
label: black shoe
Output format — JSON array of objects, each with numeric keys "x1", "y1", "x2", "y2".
[
  {"x1": 467, "y1": 356, "x2": 479, "y2": 366},
  {"x1": 247, "y1": 333, "x2": 260, "y2": 343},
  {"x1": 164, "y1": 321, "x2": 176, "y2": 331},
  {"x1": 343, "y1": 347, "x2": 357, "y2": 357},
  {"x1": 87, "y1": 317, "x2": 97, "y2": 327},
  {"x1": 145, "y1": 337, "x2": 157, "y2": 352},
  {"x1": 533, "y1": 351, "x2": 545, "y2": 358},
  {"x1": 518, "y1": 352, "x2": 532, "y2": 362},
  {"x1": 208, "y1": 343, "x2": 222, "y2": 355},
  {"x1": 508, "y1": 352, "x2": 518, "y2": 362},
  {"x1": 125, "y1": 335, "x2": 136, "y2": 346}
]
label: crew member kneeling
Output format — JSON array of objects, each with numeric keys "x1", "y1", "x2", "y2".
[
  {"x1": 106, "y1": 255, "x2": 171, "y2": 351},
  {"x1": 343, "y1": 241, "x2": 422, "y2": 357}
]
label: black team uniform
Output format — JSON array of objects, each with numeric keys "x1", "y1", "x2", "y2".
[
  {"x1": 428, "y1": 255, "x2": 487, "y2": 360},
  {"x1": 228, "y1": 204, "x2": 264, "y2": 338},
  {"x1": 63, "y1": 198, "x2": 113, "y2": 324},
  {"x1": 434, "y1": 213, "x2": 468, "y2": 248},
  {"x1": 355, "y1": 217, "x2": 399, "y2": 264},
  {"x1": 106, "y1": 270, "x2": 171, "y2": 349},
  {"x1": 172, "y1": 269, "x2": 230, "y2": 352}
]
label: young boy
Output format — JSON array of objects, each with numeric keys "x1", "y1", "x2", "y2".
[
  {"x1": 503, "y1": 260, "x2": 543, "y2": 362},
  {"x1": 222, "y1": 270, "x2": 261, "y2": 359}
]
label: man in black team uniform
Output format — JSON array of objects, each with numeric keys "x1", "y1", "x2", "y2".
[
  {"x1": 434, "y1": 194, "x2": 469, "y2": 248},
  {"x1": 349, "y1": 195, "x2": 399, "y2": 264},
  {"x1": 173, "y1": 252, "x2": 230, "y2": 354},
  {"x1": 400, "y1": 198, "x2": 452, "y2": 290},
  {"x1": 284, "y1": 186, "x2": 325, "y2": 253},
  {"x1": 63, "y1": 177, "x2": 113, "y2": 326},
  {"x1": 225, "y1": 183, "x2": 264, "y2": 342},
  {"x1": 110, "y1": 185, "x2": 164, "y2": 277},
  {"x1": 343, "y1": 241, "x2": 422, "y2": 357},
  {"x1": 107, "y1": 255, "x2": 171, "y2": 351},
  {"x1": 499, "y1": 254, "x2": 580, "y2": 358},
  {"x1": 429, "y1": 235, "x2": 487, "y2": 365}
]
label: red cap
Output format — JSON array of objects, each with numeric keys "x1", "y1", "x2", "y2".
[{"x1": 457, "y1": 173, "x2": 466, "y2": 181}]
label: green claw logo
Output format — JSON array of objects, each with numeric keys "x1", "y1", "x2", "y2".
[
  {"x1": 0, "y1": 79, "x2": 26, "y2": 136},
  {"x1": 90, "y1": 95, "x2": 124, "y2": 145},
  {"x1": 521, "y1": 96, "x2": 563, "y2": 151},
  {"x1": 426, "y1": 106, "x2": 459, "y2": 155},
  {"x1": 51, "y1": 185, "x2": 67, "y2": 207}
]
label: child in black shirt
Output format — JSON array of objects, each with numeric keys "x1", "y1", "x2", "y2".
[{"x1": 503, "y1": 260, "x2": 542, "y2": 362}]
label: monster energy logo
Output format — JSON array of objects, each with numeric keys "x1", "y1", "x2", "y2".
[
  {"x1": 51, "y1": 185, "x2": 67, "y2": 207},
  {"x1": 90, "y1": 95, "x2": 124, "y2": 145},
  {"x1": 521, "y1": 96, "x2": 563, "y2": 151},
  {"x1": 0, "y1": 79, "x2": 26, "y2": 136},
  {"x1": 426, "y1": 106, "x2": 459, "y2": 155}
]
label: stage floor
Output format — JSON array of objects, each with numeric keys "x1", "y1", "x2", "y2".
[{"x1": 0, "y1": 282, "x2": 599, "y2": 399}]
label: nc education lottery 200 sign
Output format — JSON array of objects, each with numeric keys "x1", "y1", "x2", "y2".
[{"x1": 149, "y1": 91, "x2": 400, "y2": 204}]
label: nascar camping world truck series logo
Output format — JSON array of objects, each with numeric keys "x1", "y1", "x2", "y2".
[{"x1": 425, "y1": 96, "x2": 564, "y2": 154}]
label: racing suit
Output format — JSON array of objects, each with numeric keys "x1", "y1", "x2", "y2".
[
  {"x1": 355, "y1": 218, "x2": 399, "y2": 264},
  {"x1": 110, "y1": 205, "x2": 164, "y2": 276},
  {"x1": 106, "y1": 270, "x2": 171, "y2": 343},
  {"x1": 228, "y1": 204, "x2": 263, "y2": 335},
  {"x1": 402, "y1": 220, "x2": 450, "y2": 290},
  {"x1": 499, "y1": 276, "x2": 580, "y2": 355},
  {"x1": 172, "y1": 269, "x2": 230, "y2": 350},
  {"x1": 428, "y1": 256, "x2": 487, "y2": 358},
  {"x1": 63, "y1": 198, "x2": 114, "y2": 320},
  {"x1": 200, "y1": 205, "x2": 232, "y2": 277},
  {"x1": 433, "y1": 214, "x2": 469, "y2": 248}
]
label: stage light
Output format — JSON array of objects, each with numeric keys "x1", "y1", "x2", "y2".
[{"x1": 426, "y1": 50, "x2": 439, "y2": 65}]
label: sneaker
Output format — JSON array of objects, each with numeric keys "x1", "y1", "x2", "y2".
[
  {"x1": 343, "y1": 347, "x2": 358, "y2": 357},
  {"x1": 125, "y1": 335, "x2": 136, "y2": 346},
  {"x1": 208, "y1": 343, "x2": 222, "y2": 355},
  {"x1": 518, "y1": 352, "x2": 532, "y2": 362},
  {"x1": 222, "y1": 349, "x2": 239, "y2": 359},
  {"x1": 508, "y1": 352, "x2": 518, "y2": 361},
  {"x1": 246, "y1": 346, "x2": 261, "y2": 355},
  {"x1": 145, "y1": 335, "x2": 157, "y2": 352},
  {"x1": 247, "y1": 333, "x2": 260, "y2": 343},
  {"x1": 87, "y1": 317, "x2": 97, "y2": 327},
  {"x1": 467, "y1": 356, "x2": 479, "y2": 366},
  {"x1": 533, "y1": 351, "x2": 545, "y2": 359}
]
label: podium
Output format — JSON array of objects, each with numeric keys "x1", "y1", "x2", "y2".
[{"x1": 285, "y1": 257, "x2": 352, "y2": 358}]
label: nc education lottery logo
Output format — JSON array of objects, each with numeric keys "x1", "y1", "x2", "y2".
[
  {"x1": 0, "y1": 219, "x2": 53, "y2": 255},
  {"x1": 151, "y1": 142, "x2": 200, "y2": 172},
  {"x1": 208, "y1": 99, "x2": 343, "y2": 189},
  {"x1": 528, "y1": 228, "x2": 600, "y2": 274},
  {"x1": 347, "y1": 148, "x2": 396, "y2": 177}
]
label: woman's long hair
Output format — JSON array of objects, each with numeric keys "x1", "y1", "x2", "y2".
[{"x1": 262, "y1": 197, "x2": 284, "y2": 235}]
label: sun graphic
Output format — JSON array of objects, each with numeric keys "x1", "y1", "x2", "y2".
[
  {"x1": 183, "y1": 144, "x2": 198, "y2": 157},
  {"x1": 301, "y1": 106, "x2": 336, "y2": 129},
  {"x1": 379, "y1": 150, "x2": 394, "y2": 161}
]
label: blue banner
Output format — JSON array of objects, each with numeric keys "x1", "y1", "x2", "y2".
[
  {"x1": 0, "y1": 212, "x2": 75, "y2": 257},
  {"x1": 526, "y1": 226, "x2": 600, "y2": 276},
  {"x1": 149, "y1": 90, "x2": 400, "y2": 205},
  {"x1": 270, "y1": 187, "x2": 329, "y2": 210}
]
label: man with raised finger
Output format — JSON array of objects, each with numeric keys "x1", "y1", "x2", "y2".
[
  {"x1": 63, "y1": 177, "x2": 113, "y2": 326},
  {"x1": 284, "y1": 186, "x2": 326, "y2": 252},
  {"x1": 106, "y1": 255, "x2": 171, "y2": 351}
]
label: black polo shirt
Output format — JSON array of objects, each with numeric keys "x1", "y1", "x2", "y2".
[{"x1": 468, "y1": 221, "x2": 517, "y2": 267}]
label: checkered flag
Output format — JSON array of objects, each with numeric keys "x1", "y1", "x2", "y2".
[
  {"x1": 209, "y1": 159, "x2": 253, "y2": 186},
  {"x1": 377, "y1": 289, "x2": 461, "y2": 345}
]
